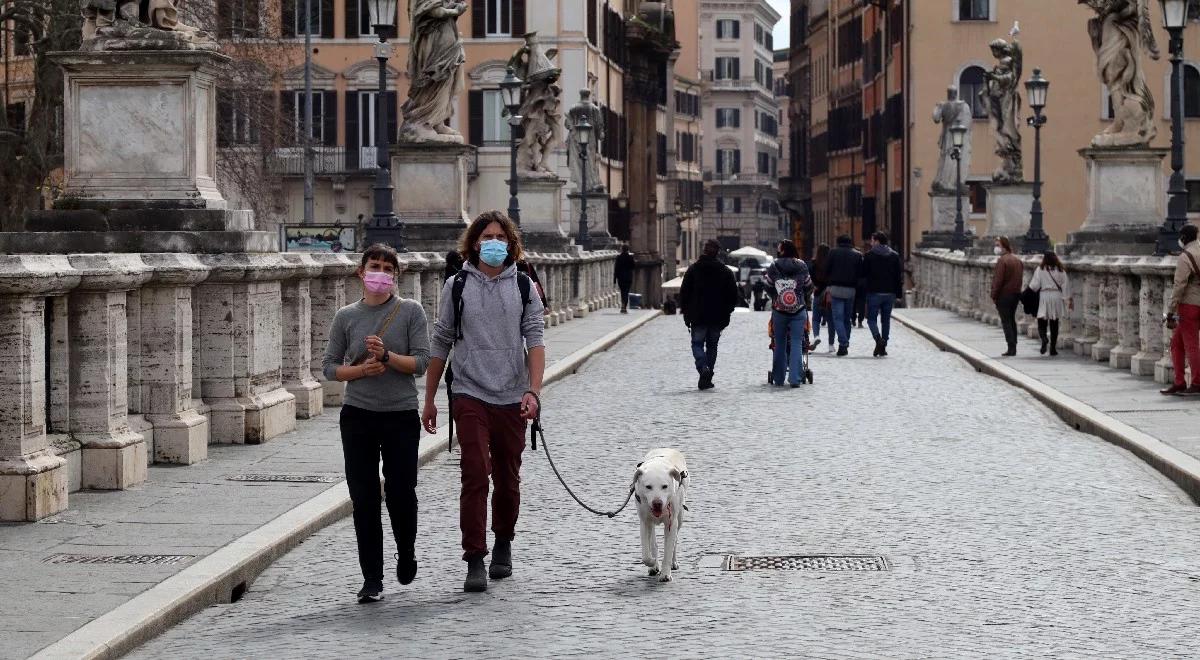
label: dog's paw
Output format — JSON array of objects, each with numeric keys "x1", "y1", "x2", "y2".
[
  {"x1": 672, "y1": 560, "x2": 679, "y2": 570},
  {"x1": 658, "y1": 572, "x2": 673, "y2": 583},
  {"x1": 648, "y1": 561, "x2": 661, "y2": 576}
]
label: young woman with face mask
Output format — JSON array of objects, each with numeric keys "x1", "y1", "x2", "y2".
[
  {"x1": 423, "y1": 210, "x2": 546, "y2": 593},
  {"x1": 321, "y1": 244, "x2": 430, "y2": 603}
]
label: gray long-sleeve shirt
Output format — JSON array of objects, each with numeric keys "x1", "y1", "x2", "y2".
[
  {"x1": 322, "y1": 296, "x2": 430, "y2": 412},
  {"x1": 430, "y1": 262, "x2": 546, "y2": 406}
]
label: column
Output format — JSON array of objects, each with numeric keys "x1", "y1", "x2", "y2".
[
  {"x1": 281, "y1": 254, "x2": 324, "y2": 419},
  {"x1": 1108, "y1": 259, "x2": 1141, "y2": 370},
  {"x1": 309, "y1": 254, "x2": 356, "y2": 406},
  {"x1": 1130, "y1": 258, "x2": 1170, "y2": 377},
  {"x1": 1091, "y1": 262, "x2": 1119, "y2": 362},
  {"x1": 418, "y1": 252, "x2": 445, "y2": 323}
]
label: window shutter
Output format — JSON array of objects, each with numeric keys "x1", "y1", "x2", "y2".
[
  {"x1": 322, "y1": 90, "x2": 337, "y2": 146},
  {"x1": 217, "y1": 0, "x2": 233, "y2": 38},
  {"x1": 345, "y1": 92, "x2": 360, "y2": 169},
  {"x1": 587, "y1": 0, "x2": 597, "y2": 45},
  {"x1": 217, "y1": 90, "x2": 233, "y2": 147},
  {"x1": 346, "y1": 0, "x2": 358, "y2": 38},
  {"x1": 733, "y1": 109, "x2": 740, "y2": 127},
  {"x1": 472, "y1": 0, "x2": 485, "y2": 37},
  {"x1": 386, "y1": 91, "x2": 398, "y2": 144},
  {"x1": 734, "y1": 197, "x2": 742, "y2": 213},
  {"x1": 732, "y1": 20, "x2": 740, "y2": 39},
  {"x1": 512, "y1": 0, "x2": 526, "y2": 37},
  {"x1": 716, "y1": 150, "x2": 725, "y2": 173},
  {"x1": 281, "y1": 0, "x2": 295, "y2": 37},
  {"x1": 733, "y1": 150, "x2": 741, "y2": 173},
  {"x1": 320, "y1": 0, "x2": 333, "y2": 37},
  {"x1": 468, "y1": 90, "x2": 484, "y2": 146},
  {"x1": 733, "y1": 59, "x2": 740, "y2": 80},
  {"x1": 280, "y1": 91, "x2": 296, "y2": 145}
]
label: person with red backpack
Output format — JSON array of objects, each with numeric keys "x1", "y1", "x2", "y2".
[{"x1": 764, "y1": 240, "x2": 814, "y2": 387}]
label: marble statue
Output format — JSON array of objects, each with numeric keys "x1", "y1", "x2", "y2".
[
  {"x1": 1081, "y1": 0, "x2": 1160, "y2": 147},
  {"x1": 981, "y1": 35, "x2": 1023, "y2": 183},
  {"x1": 400, "y1": 0, "x2": 468, "y2": 143},
  {"x1": 508, "y1": 33, "x2": 563, "y2": 177},
  {"x1": 81, "y1": 0, "x2": 215, "y2": 50},
  {"x1": 565, "y1": 88, "x2": 606, "y2": 193},
  {"x1": 932, "y1": 85, "x2": 974, "y2": 194}
]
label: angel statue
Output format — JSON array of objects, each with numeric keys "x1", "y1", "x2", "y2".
[
  {"x1": 507, "y1": 32, "x2": 563, "y2": 177},
  {"x1": 400, "y1": 0, "x2": 468, "y2": 143},
  {"x1": 980, "y1": 30, "x2": 1023, "y2": 183},
  {"x1": 1080, "y1": 0, "x2": 1160, "y2": 148}
]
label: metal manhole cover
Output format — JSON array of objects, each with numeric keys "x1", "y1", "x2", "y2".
[
  {"x1": 43, "y1": 554, "x2": 194, "y2": 565},
  {"x1": 724, "y1": 555, "x2": 890, "y2": 571},
  {"x1": 225, "y1": 474, "x2": 341, "y2": 483}
]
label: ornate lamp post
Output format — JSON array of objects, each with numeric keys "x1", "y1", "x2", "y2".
[
  {"x1": 950, "y1": 122, "x2": 970, "y2": 250},
  {"x1": 1157, "y1": 0, "x2": 1191, "y2": 255},
  {"x1": 574, "y1": 112, "x2": 593, "y2": 249},
  {"x1": 1023, "y1": 68, "x2": 1050, "y2": 254},
  {"x1": 364, "y1": 0, "x2": 403, "y2": 249},
  {"x1": 500, "y1": 66, "x2": 524, "y2": 223}
]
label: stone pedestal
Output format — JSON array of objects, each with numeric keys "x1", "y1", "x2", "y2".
[
  {"x1": 5, "y1": 208, "x2": 275, "y2": 254},
  {"x1": 568, "y1": 191, "x2": 618, "y2": 249},
  {"x1": 138, "y1": 254, "x2": 210, "y2": 464},
  {"x1": 1065, "y1": 148, "x2": 1168, "y2": 256},
  {"x1": 391, "y1": 143, "x2": 474, "y2": 252},
  {"x1": 68, "y1": 254, "x2": 151, "y2": 490},
  {"x1": 981, "y1": 182, "x2": 1034, "y2": 240},
  {"x1": 280, "y1": 255, "x2": 324, "y2": 420},
  {"x1": 513, "y1": 175, "x2": 570, "y2": 252}
]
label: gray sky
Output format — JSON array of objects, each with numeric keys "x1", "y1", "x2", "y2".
[{"x1": 768, "y1": 0, "x2": 789, "y2": 49}]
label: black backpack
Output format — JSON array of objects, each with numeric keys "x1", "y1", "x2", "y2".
[{"x1": 449, "y1": 269, "x2": 534, "y2": 343}]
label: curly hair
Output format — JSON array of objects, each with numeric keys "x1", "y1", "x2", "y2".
[{"x1": 458, "y1": 210, "x2": 525, "y2": 267}]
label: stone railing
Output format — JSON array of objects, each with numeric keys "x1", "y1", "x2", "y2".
[
  {"x1": 911, "y1": 248, "x2": 1180, "y2": 384},
  {"x1": 0, "y1": 249, "x2": 619, "y2": 521}
]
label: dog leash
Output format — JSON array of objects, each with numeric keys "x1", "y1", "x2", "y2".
[{"x1": 526, "y1": 391, "x2": 636, "y2": 519}]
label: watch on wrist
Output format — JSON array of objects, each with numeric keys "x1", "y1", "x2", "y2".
[{"x1": 380, "y1": 350, "x2": 390, "y2": 364}]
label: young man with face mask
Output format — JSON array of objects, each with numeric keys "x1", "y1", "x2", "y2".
[
  {"x1": 990, "y1": 236, "x2": 1024, "y2": 357},
  {"x1": 322, "y1": 244, "x2": 430, "y2": 603},
  {"x1": 1162, "y1": 224, "x2": 1200, "y2": 396},
  {"x1": 422, "y1": 211, "x2": 546, "y2": 593}
]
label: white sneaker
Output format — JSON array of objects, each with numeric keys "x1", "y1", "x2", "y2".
[{"x1": 826, "y1": 344, "x2": 836, "y2": 354}]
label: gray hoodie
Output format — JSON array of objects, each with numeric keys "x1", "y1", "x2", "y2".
[{"x1": 430, "y1": 262, "x2": 546, "y2": 406}]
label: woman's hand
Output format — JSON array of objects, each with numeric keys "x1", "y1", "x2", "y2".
[
  {"x1": 421, "y1": 399, "x2": 438, "y2": 434},
  {"x1": 365, "y1": 335, "x2": 386, "y2": 360},
  {"x1": 361, "y1": 356, "x2": 386, "y2": 377}
]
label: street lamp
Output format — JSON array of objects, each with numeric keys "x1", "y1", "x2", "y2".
[
  {"x1": 365, "y1": 0, "x2": 403, "y2": 250},
  {"x1": 950, "y1": 122, "x2": 970, "y2": 250},
  {"x1": 500, "y1": 66, "x2": 524, "y2": 224},
  {"x1": 574, "y1": 112, "x2": 593, "y2": 249},
  {"x1": 1157, "y1": 0, "x2": 1192, "y2": 255},
  {"x1": 1023, "y1": 67, "x2": 1050, "y2": 254}
]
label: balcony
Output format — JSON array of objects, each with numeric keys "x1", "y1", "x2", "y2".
[
  {"x1": 705, "y1": 171, "x2": 778, "y2": 188},
  {"x1": 266, "y1": 147, "x2": 379, "y2": 175}
]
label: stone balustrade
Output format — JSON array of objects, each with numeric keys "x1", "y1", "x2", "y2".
[
  {"x1": 0, "y1": 249, "x2": 620, "y2": 521},
  {"x1": 912, "y1": 248, "x2": 1178, "y2": 384}
]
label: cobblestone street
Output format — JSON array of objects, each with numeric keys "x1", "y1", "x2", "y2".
[{"x1": 131, "y1": 311, "x2": 1200, "y2": 658}]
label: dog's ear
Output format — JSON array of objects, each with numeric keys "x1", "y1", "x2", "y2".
[{"x1": 669, "y1": 468, "x2": 681, "y2": 483}]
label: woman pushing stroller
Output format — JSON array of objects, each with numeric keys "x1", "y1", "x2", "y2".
[{"x1": 764, "y1": 240, "x2": 815, "y2": 387}]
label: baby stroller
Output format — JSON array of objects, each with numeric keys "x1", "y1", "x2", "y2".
[{"x1": 766, "y1": 317, "x2": 816, "y2": 385}]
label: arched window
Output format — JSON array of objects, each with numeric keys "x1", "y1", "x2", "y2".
[
  {"x1": 958, "y1": 66, "x2": 988, "y2": 119},
  {"x1": 1175, "y1": 63, "x2": 1200, "y2": 119}
]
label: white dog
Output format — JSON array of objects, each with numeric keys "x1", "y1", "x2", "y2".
[{"x1": 633, "y1": 448, "x2": 689, "y2": 582}]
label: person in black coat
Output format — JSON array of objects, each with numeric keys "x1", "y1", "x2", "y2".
[
  {"x1": 614, "y1": 244, "x2": 636, "y2": 313},
  {"x1": 679, "y1": 239, "x2": 739, "y2": 390},
  {"x1": 862, "y1": 231, "x2": 904, "y2": 357},
  {"x1": 824, "y1": 234, "x2": 864, "y2": 356}
]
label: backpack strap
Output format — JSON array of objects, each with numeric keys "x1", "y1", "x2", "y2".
[{"x1": 451, "y1": 270, "x2": 533, "y2": 345}]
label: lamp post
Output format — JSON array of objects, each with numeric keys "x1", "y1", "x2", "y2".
[
  {"x1": 364, "y1": 0, "x2": 403, "y2": 250},
  {"x1": 950, "y1": 122, "x2": 969, "y2": 250},
  {"x1": 1157, "y1": 0, "x2": 1191, "y2": 255},
  {"x1": 574, "y1": 112, "x2": 593, "y2": 249},
  {"x1": 500, "y1": 66, "x2": 525, "y2": 223},
  {"x1": 1023, "y1": 68, "x2": 1050, "y2": 254}
]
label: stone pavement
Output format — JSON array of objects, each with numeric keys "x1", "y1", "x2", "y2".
[
  {"x1": 130, "y1": 311, "x2": 1200, "y2": 658},
  {"x1": 0, "y1": 309, "x2": 653, "y2": 660}
]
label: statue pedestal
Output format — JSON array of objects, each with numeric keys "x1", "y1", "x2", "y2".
[
  {"x1": 919, "y1": 192, "x2": 966, "y2": 249},
  {"x1": 1063, "y1": 148, "x2": 1168, "y2": 256},
  {"x1": 391, "y1": 142, "x2": 474, "y2": 252},
  {"x1": 981, "y1": 182, "x2": 1033, "y2": 240},
  {"x1": 512, "y1": 174, "x2": 570, "y2": 252},
  {"x1": 569, "y1": 190, "x2": 618, "y2": 249},
  {"x1": 52, "y1": 50, "x2": 229, "y2": 210}
]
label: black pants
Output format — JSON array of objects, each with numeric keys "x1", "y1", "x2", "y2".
[
  {"x1": 1037, "y1": 318, "x2": 1060, "y2": 350},
  {"x1": 996, "y1": 293, "x2": 1021, "y2": 350},
  {"x1": 618, "y1": 279, "x2": 632, "y2": 308},
  {"x1": 340, "y1": 405, "x2": 421, "y2": 581}
]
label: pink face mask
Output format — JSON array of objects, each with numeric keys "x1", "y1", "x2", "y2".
[{"x1": 362, "y1": 271, "x2": 394, "y2": 295}]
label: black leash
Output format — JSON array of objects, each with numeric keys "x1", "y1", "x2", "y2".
[{"x1": 526, "y1": 391, "x2": 635, "y2": 519}]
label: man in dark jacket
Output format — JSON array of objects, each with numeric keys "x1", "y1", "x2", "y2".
[
  {"x1": 862, "y1": 231, "x2": 904, "y2": 357},
  {"x1": 614, "y1": 244, "x2": 636, "y2": 313},
  {"x1": 824, "y1": 234, "x2": 863, "y2": 356},
  {"x1": 679, "y1": 239, "x2": 739, "y2": 390}
]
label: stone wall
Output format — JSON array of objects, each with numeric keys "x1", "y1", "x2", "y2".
[
  {"x1": 0, "y1": 250, "x2": 619, "y2": 521},
  {"x1": 911, "y1": 249, "x2": 1179, "y2": 383}
]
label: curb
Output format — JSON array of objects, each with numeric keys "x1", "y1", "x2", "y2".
[
  {"x1": 894, "y1": 311, "x2": 1200, "y2": 505},
  {"x1": 32, "y1": 310, "x2": 661, "y2": 660}
]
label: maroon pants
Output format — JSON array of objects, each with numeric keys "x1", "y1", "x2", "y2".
[
  {"x1": 452, "y1": 396, "x2": 527, "y2": 560},
  {"x1": 1170, "y1": 303, "x2": 1200, "y2": 386}
]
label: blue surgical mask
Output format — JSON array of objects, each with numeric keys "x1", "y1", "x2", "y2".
[{"x1": 479, "y1": 239, "x2": 509, "y2": 267}]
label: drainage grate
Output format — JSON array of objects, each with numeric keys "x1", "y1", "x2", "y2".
[
  {"x1": 724, "y1": 555, "x2": 890, "y2": 572},
  {"x1": 43, "y1": 554, "x2": 194, "y2": 566},
  {"x1": 225, "y1": 473, "x2": 341, "y2": 483}
]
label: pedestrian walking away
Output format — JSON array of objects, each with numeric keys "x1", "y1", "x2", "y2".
[
  {"x1": 991, "y1": 236, "x2": 1023, "y2": 357},
  {"x1": 862, "y1": 231, "x2": 904, "y2": 357},
  {"x1": 1028, "y1": 251, "x2": 1072, "y2": 357},
  {"x1": 808, "y1": 243, "x2": 836, "y2": 353},
  {"x1": 422, "y1": 210, "x2": 546, "y2": 593},
  {"x1": 679, "y1": 239, "x2": 739, "y2": 390},
  {"x1": 1161, "y1": 224, "x2": 1200, "y2": 396},
  {"x1": 321, "y1": 243, "x2": 431, "y2": 604},
  {"x1": 825, "y1": 235, "x2": 864, "y2": 356},
  {"x1": 614, "y1": 244, "x2": 636, "y2": 313},
  {"x1": 764, "y1": 240, "x2": 814, "y2": 387}
]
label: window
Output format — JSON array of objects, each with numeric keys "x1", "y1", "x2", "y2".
[
  {"x1": 754, "y1": 24, "x2": 764, "y2": 44},
  {"x1": 757, "y1": 151, "x2": 771, "y2": 174},
  {"x1": 675, "y1": 91, "x2": 700, "y2": 117},
  {"x1": 958, "y1": 0, "x2": 990, "y2": 21},
  {"x1": 346, "y1": 0, "x2": 399, "y2": 37},
  {"x1": 758, "y1": 112, "x2": 778, "y2": 136},
  {"x1": 486, "y1": 0, "x2": 510, "y2": 35},
  {"x1": 715, "y1": 57, "x2": 740, "y2": 80},
  {"x1": 754, "y1": 60, "x2": 773, "y2": 88},
  {"x1": 967, "y1": 181, "x2": 988, "y2": 215},
  {"x1": 471, "y1": 0, "x2": 526, "y2": 38},
  {"x1": 288, "y1": 90, "x2": 333, "y2": 145},
  {"x1": 716, "y1": 19, "x2": 740, "y2": 39},
  {"x1": 482, "y1": 91, "x2": 512, "y2": 142},
  {"x1": 715, "y1": 108, "x2": 740, "y2": 128},
  {"x1": 217, "y1": 0, "x2": 261, "y2": 38},
  {"x1": 587, "y1": 0, "x2": 597, "y2": 45},
  {"x1": 958, "y1": 66, "x2": 988, "y2": 119},
  {"x1": 281, "y1": 0, "x2": 331, "y2": 38},
  {"x1": 216, "y1": 91, "x2": 260, "y2": 146},
  {"x1": 718, "y1": 197, "x2": 742, "y2": 213},
  {"x1": 716, "y1": 148, "x2": 741, "y2": 175},
  {"x1": 1171, "y1": 63, "x2": 1200, "y2": 119}
]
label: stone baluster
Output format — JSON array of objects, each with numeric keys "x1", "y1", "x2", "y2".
[
  {"x1": 1108, "y1": 257, "x2": 1141, "y2": 370},
  {"x1": 958, "y1": 259, "x2": 974, "y2": 317},
  {"x1": 418, "y1": 252, "x2": 446, "y2": 323},
  {"x1": 280, "y1": 254, "x2": 325, "y2": 420},
  {"x1": 397, "y1": 252, "x2": 425, "y2": 303},
  {"x1": 195, "y1": 254, "x2": 296, "y2": 444},
  {"x1": 551, "y1": 256, "x2": 567, "y2": 325},
  {"x1": 1155, "y1": 270, "x2": 1179, "y2": 384},
  {"x1": 974, "y1": 259, "x2": 992, "y2": 323},
  {"x1": 1091, "y1": 260, "x2": 1120, "y2": 362},
  {"x1": 309, "y1": 254, "x2": 355, "y2": 407},
  {"x1": 0, "y1": 257, "x2": 79, "y2": 521},
  {"x1": 1075, "y1": 261, "x2": 1102, "y2": 357},
  {"x1": 557, "y1": 255, "x2": 571, "y2": 321},
  {"x1": 1130, "y1": 257, "x2": 1170, "y2": 377},
  {"x1": 138, "y1": 254, "x2": 211, "y2": 464},
  {"x1": 68, "y1": 254, "x2": 152, "y2": 490},
  {"x1": 344, "y1": 253, "x2": 364, "y2": 304}
]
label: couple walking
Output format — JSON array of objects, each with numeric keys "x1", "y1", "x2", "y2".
[
  {"x1": 990, "y1": 237, "x2": 1074, "y2": 357},
  {"x1": 811, "y1": 233, "x2": 904, "y2": 357},
  {"x1": 322, "y1": 211, "x2": 546, "y2": 602}
]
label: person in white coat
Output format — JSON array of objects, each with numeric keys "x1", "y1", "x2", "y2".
[{"x1": 1028, "y1": 251, "x2": 1072, "y2": 356}]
